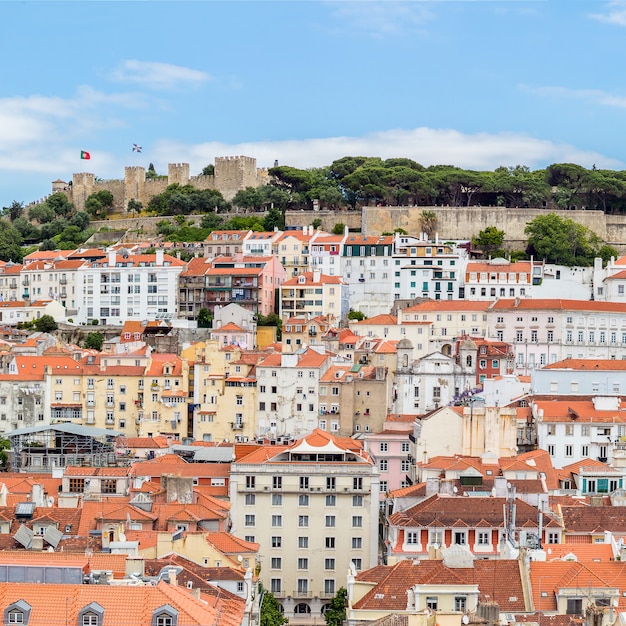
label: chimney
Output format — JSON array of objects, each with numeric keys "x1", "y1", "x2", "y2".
[
  {"x1": 313, "y1": 270, "x2": 321, "y2": 283},
  {"x1": 156, "y1": 249, "x2": 164, "y2": 266},
  {"x1": 168, "y1": 568, "x2": 178, "y2": 586},
  {"x1": 108, "y1": 250, "x2": 116, "y2": 267}
]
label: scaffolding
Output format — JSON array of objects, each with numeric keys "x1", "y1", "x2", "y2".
[{"x1": 8, "y1": 423, "x2": 128, "y2": 473}]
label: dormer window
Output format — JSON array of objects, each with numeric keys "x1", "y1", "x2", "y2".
[
  {"x1": 5, "y1": 601, "x2": 32, "y2": 625},
  {"x1": 79, "y1": 603, "x2": 104, "y2": 626},
  {"x1": 152, "y1": 605, "x2": 178, "y2": 626}
]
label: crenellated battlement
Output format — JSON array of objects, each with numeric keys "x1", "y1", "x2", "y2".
[{"x1": 61, "y1": 156, "x2": 264, "y2": 213}]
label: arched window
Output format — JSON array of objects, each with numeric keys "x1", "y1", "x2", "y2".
[
  {"x1": 466, "y1": 355, "x2": 472, "y2": 367},
  {"x1": 294, "y1": 603, "x2": 311, "y2": 614}
]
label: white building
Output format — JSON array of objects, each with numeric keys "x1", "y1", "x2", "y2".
[
  {"x1": 75, "y1": 249, "x2": 185, "y2": 325},
  {"x1": 487, "y1": 298, "x2": 626, "y2": 373}
]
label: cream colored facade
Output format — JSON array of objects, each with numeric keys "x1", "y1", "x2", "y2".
[
  {"x1": 228, "y1": 431, "x2": 379, "y2": 623},
  {"x1": 183, "y1": 341, "x2": 258, "y2": 443}
]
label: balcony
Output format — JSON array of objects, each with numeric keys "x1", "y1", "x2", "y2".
[
  {"x1": 232, "y1": 422, "x2": 244, "y2": 430},
  {"x1": 292, "y1": 590, "x2": 313, "y2": 599}
]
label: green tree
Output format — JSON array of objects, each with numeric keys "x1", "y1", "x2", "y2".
[
  {"x1": 46, "y1": 192, "x2": 74, "y2": 217},
  {"x1": 127, "y1": 198, "x2": 143, "y2": 216},
  {"x1": 197, "y1": 308, "x2": 213, "y2": 328},
  {"x1": 262, "y1": 207, "x2": 285, "y2": 231},
  {"x1": 68, "y1": 211, "x2": 91, "y2": 231},
  {"x1": 146, "y1": 163, "x2": 159, "y2": 179},
  {"x1": 257, "y1": 312, "x2": 282, "y2": 340},
  {"x1": 472, "y1": 226, "x2": 505, "y2": 257},
  {"x1": 332, "y1": 223, "x2": 345, "y2": 235},
  {"x1": 33, "y1": 315, "x2": 58, "y2": 333},
  {"x1": 233, "y1": 187, "x2": 264, "y2": 211},
  {"x1": 525, "y1": 213, "x2": 604, "y2": 266},
  {"x1": 0, "y1": 220, "x2": 24, "y2": 262},
  {"x1": 85, "y1": 190, "x2": 114, "y2": 219},
  {"x1": 324, "y1": 587, "x2": 347, "y2": 626},
  {"x1": 202, "y1": 164, "x2": 215, "y2": 176},
  {"x1": 311, "y1": 218, "x2": 322, "y2": 229},
  {"x1": 85, "y1": 332, "x2": 104, "y2": 351},
  {"x1": 348, "y1": 309, "x2": 367, "y2": 321},
  {"x1": 0, "y1": 436, "x2": 9, "y2": 469},
  {"x1": 3, "y1": 200, "x2": 24, "y2": 221},
  {"x1": 419, "y1": 210, "x2": 437, "y2": 238},
  {"x1": 260, "y1": 583, "x2": 288, "y2": 626},
  {"x1": 28, "y1": 203, "x2": 56, "y2": 224}
]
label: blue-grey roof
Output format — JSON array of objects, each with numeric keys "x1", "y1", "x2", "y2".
[{"x1": 8, "y1": 423, "x2": 123, "y2": 438}]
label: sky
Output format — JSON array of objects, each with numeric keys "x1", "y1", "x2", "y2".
[{"x1": 1, "y1": 0, "x2": 626, "y2": 208}]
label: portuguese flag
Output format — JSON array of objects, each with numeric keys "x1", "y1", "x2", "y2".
[{"x1": 80, "y1": 150, "x2": 91, "y2": 160}]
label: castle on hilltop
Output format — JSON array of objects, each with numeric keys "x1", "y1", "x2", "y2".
[{"x1": 50, "y1": 156, "x2": 269, "y2": 213}]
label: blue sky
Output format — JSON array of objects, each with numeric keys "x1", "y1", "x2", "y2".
[{"x1": 2, "y1": 0, "x2": 626, "y2": 208}]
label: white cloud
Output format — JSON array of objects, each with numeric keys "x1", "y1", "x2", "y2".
[
  {"x1": 110, "y1": 60, "x2": 211, "y2": 89},
  {"x1": 325, "y1": 0, "x2": 435, "y2": 38},
  {"x1": 524, "y1": 84, "x2": 626, "y2": 109},
  {"x1": 151, "y1": 127, "x2": 623, "y2": 175},
  {"x1": 589, "y1": 1, "x2": 626, "y2": 25}
]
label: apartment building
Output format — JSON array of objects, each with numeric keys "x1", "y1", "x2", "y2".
[
  {"x1": 76, "y1": 249, "x2": 185, "y2": 325},
  {"x1": 0, "y1": 262, "x2": 23, "y2": 302},
  {"x1": 274, "y1": 229, "x2": 316, "y2": 279},
  {"x1": 487, "y1": 299, "x2": 626, "y2": 373},
  {"x1": 21, "y1": 258, "x2": 84, "y2": 315},
  {"x1": 399, "y1": 300, "x2": 491, "y2": 356},
  {"x1": 204, "y1": 255, "x2": 286, "y2": 317},
  {"x1": 280, "y1": 271, "x2": 348, "y2": 320},
  {"x1": 228, "y1": 430, "x2": 379, "y2": 622},
  {"x1": 255, "y1": 347, "x2": 333, "y2": 438},
  {"x1": 464, "y1": 258, "x2": 543, "y2": 300},
  {"x1": 393, "y1": 235, "x2": 467, "y2": 301},
  {"x1": 319, "y1": 364, "x2": 391, "y2": 436},
  {"x1": 203, "y1": 229, "x2": 248, "y2": 259},
  {"x1": 341, "y1": 234, "x2": 395, "y2": 316}
]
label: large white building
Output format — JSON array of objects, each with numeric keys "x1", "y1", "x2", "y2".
[
  {"x1": 487, "y1": 299, "x2": 626, "y2": 373},
  {"x1": 228, "y1": 430, "x2": 379, "y2": 623},
  {"x1": 75, "y1": 249, "x2": 185, "y2": 325}
]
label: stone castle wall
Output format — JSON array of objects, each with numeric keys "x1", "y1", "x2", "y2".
[
  {"x1": 361, "y1": 205, "x2": 621, "y2": 246},
  {"x1": 66, "y1": 156, "x2": 264, "y2": 213}
]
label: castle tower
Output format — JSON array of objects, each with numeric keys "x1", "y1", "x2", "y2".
[
  {"x1": 71, "y1": 172, "x2": 96, "y2": 212},
  {"x1": 214, "y1": 156, "x2": 258, "y2": 201},
  {"x1": 124, "y1": 166, "x2": 146, "y2": 213},
  {"x1": 168, "y1": 163, "x2": 190, "y2": 187}
]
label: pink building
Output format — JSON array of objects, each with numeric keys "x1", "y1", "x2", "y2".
[{"x1": 362, "y1": 414, "x2": 415, "y2": 501}]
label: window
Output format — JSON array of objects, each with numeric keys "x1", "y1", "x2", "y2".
[
  {"x1": 326, "y1": 536, "x2": 335, "y2": 548},
  {"x1": 325, "y1": 558, "x2": 335, "y2": 570},
  {"x1": 379, "y1": 459, "x2": 388, "y2": 472},
  {"x1": 352, "y1": 495, "x2": 363, "y2": 507},
  {"x1": 271, "y1": 493, "x2": 282, "y2": 506},
  {"x1": 401, "y1": 441, "x2": 410, "y2": 452},
  {"x1": 325, "y1": 515, "x2": 336, "y2": 527},
  {"x1": 270, "y1": 578, "x2": 282, "y2": 594},
  {"x1": 245, "y1": 494, "x2": 256, "y2": 505},
  {"x1": 152, "y1": 606, "x2": 178, "y2": 626},
  {"x1": 353, "y1": 477, "x2": 363, "y2": 490},
  {"x1": 379, "y1": 442, "x2": 388, "y2": 452},
  {"x1": 271, "y1": 515, "x2": 282, "y2": 527},
  {"x1": 244, "y1": 514, "x2": 255, "y2": 527},
  {"x1": 245, "y1": 476, "x2": 256, "y2": 489},
  {"x1": 271, "y1": 536, "x2": 282, "y2": 548},
  {"x1": 352, "y1": 516, "x2": 363, "y2": 527},
  {"x1": 352, "y1": 537, "x2": 362, "y2": 549},
  {"x1": 477, "y1": 531, "x2": 490, "y2": 545},
  {"x1": 299, "y1": 536, "x2": 309, "y2": 548},
  {"x1": 326, "y1": 476, "x2": 336, "y2": 490},
  {"x1": 271, "y1": 557, "x2": 282, "y2": 569},
  {"x1": 352, "y1": 559, "x2": 362, "y2": 570},
  {"x1": 407, "y1": 531, "x2": 420, "y2": 544},
  {"x1": 299, "y1": 494, "x2": 309, "y2": 506},
  {"x1": 426, "y1": 597, "x2": 438, "y2": 611},
  {"x1": 69, "y1": 478, "x2": 85, "y2": 493},
  {"x1": 298, "y1": 515, "x2": 309, "y2": 527},
  {"x1": 326, "y1": 494, "x2": 336, "y2": 506},
  {"x1": 272, "y1": 476, "x2": 282, "y2": 489},
  {"x1": 546, "y1": 531, "x2": 560, "y2": 544},
  {"x1": 454, "y1": 531, "x2": 466, "y2": 545},
  {"x1": 299, "y1": 476, "x2": 309, "y2": 490},
  {"x1": 455, "y1": 597, "x2": 467, "y2": 612},
  {"x1": 297, "y1": 558, "x2": 309, "y2": 569},
  {"x1": 101, "y1": 479, "x2": 117, "y2": 494}
]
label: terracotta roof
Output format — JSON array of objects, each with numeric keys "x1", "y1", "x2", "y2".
[
  {"x1": 544, "y1": 358, "x2": 626, "y2": 371},
  {"x1": 354, "y1": 559, "x2": 526, "y2": 612},
  {"x1": 205, "y1": 531, "x2": 260, "y2": 554},
  {"x1": 561, "y1": 505, "x2": 626, "y2": 534},
  {"x1": 491, "y1": 298, "x2": 626, "y2": 312},
  {"x1": 389, "y1": 493, "x2": 558, "y2": 528}
]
